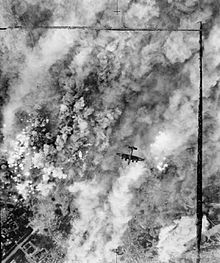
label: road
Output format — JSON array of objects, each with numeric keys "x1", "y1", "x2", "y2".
[{"x1": 2, "y1": 230, "x2": 37, "y2": 263}]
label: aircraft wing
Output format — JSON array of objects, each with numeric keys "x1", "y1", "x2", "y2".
[
  {"x1": 130, "y1": 155, "x2": 145, "y2": 162},
  {"x1": 116, "y1": 153, "x2": 130, "y2": 160},
  {"x1": 117, "y1": 153, "x2": 144, "y2": 163}
]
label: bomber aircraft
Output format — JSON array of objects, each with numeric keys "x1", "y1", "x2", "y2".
[{"x1": 116, "y1": 145, "x2": 144, "y2": 165}]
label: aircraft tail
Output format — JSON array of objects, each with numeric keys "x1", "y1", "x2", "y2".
[{"x1": 127, "y1": 145, "x2": 137, "y2": 150}]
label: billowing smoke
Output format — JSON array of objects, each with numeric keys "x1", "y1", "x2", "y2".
[
  {"x1": 67, "y1": 164, "x2": 145, "y2": 262},
  {"x1": 1, "y1": 0, "x2": 220, "y2": 263},
  {"x1": 157, "y1": 215, "x2": 209, "y2": 262}
]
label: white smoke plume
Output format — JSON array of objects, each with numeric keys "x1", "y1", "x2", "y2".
[
  {"x1": 1, "y1": 2, "x2": 78, "y2": 137},
  {"x1": 67, "y1": 164, "x2": 145, "y2": 263},
  {"x1": 157, "y1": 215, "x2": 209, "y2": 262}
]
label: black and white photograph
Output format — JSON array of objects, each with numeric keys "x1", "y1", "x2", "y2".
[{"x1": 0, "y1": 1, "x2": 220, "y2": 263}]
